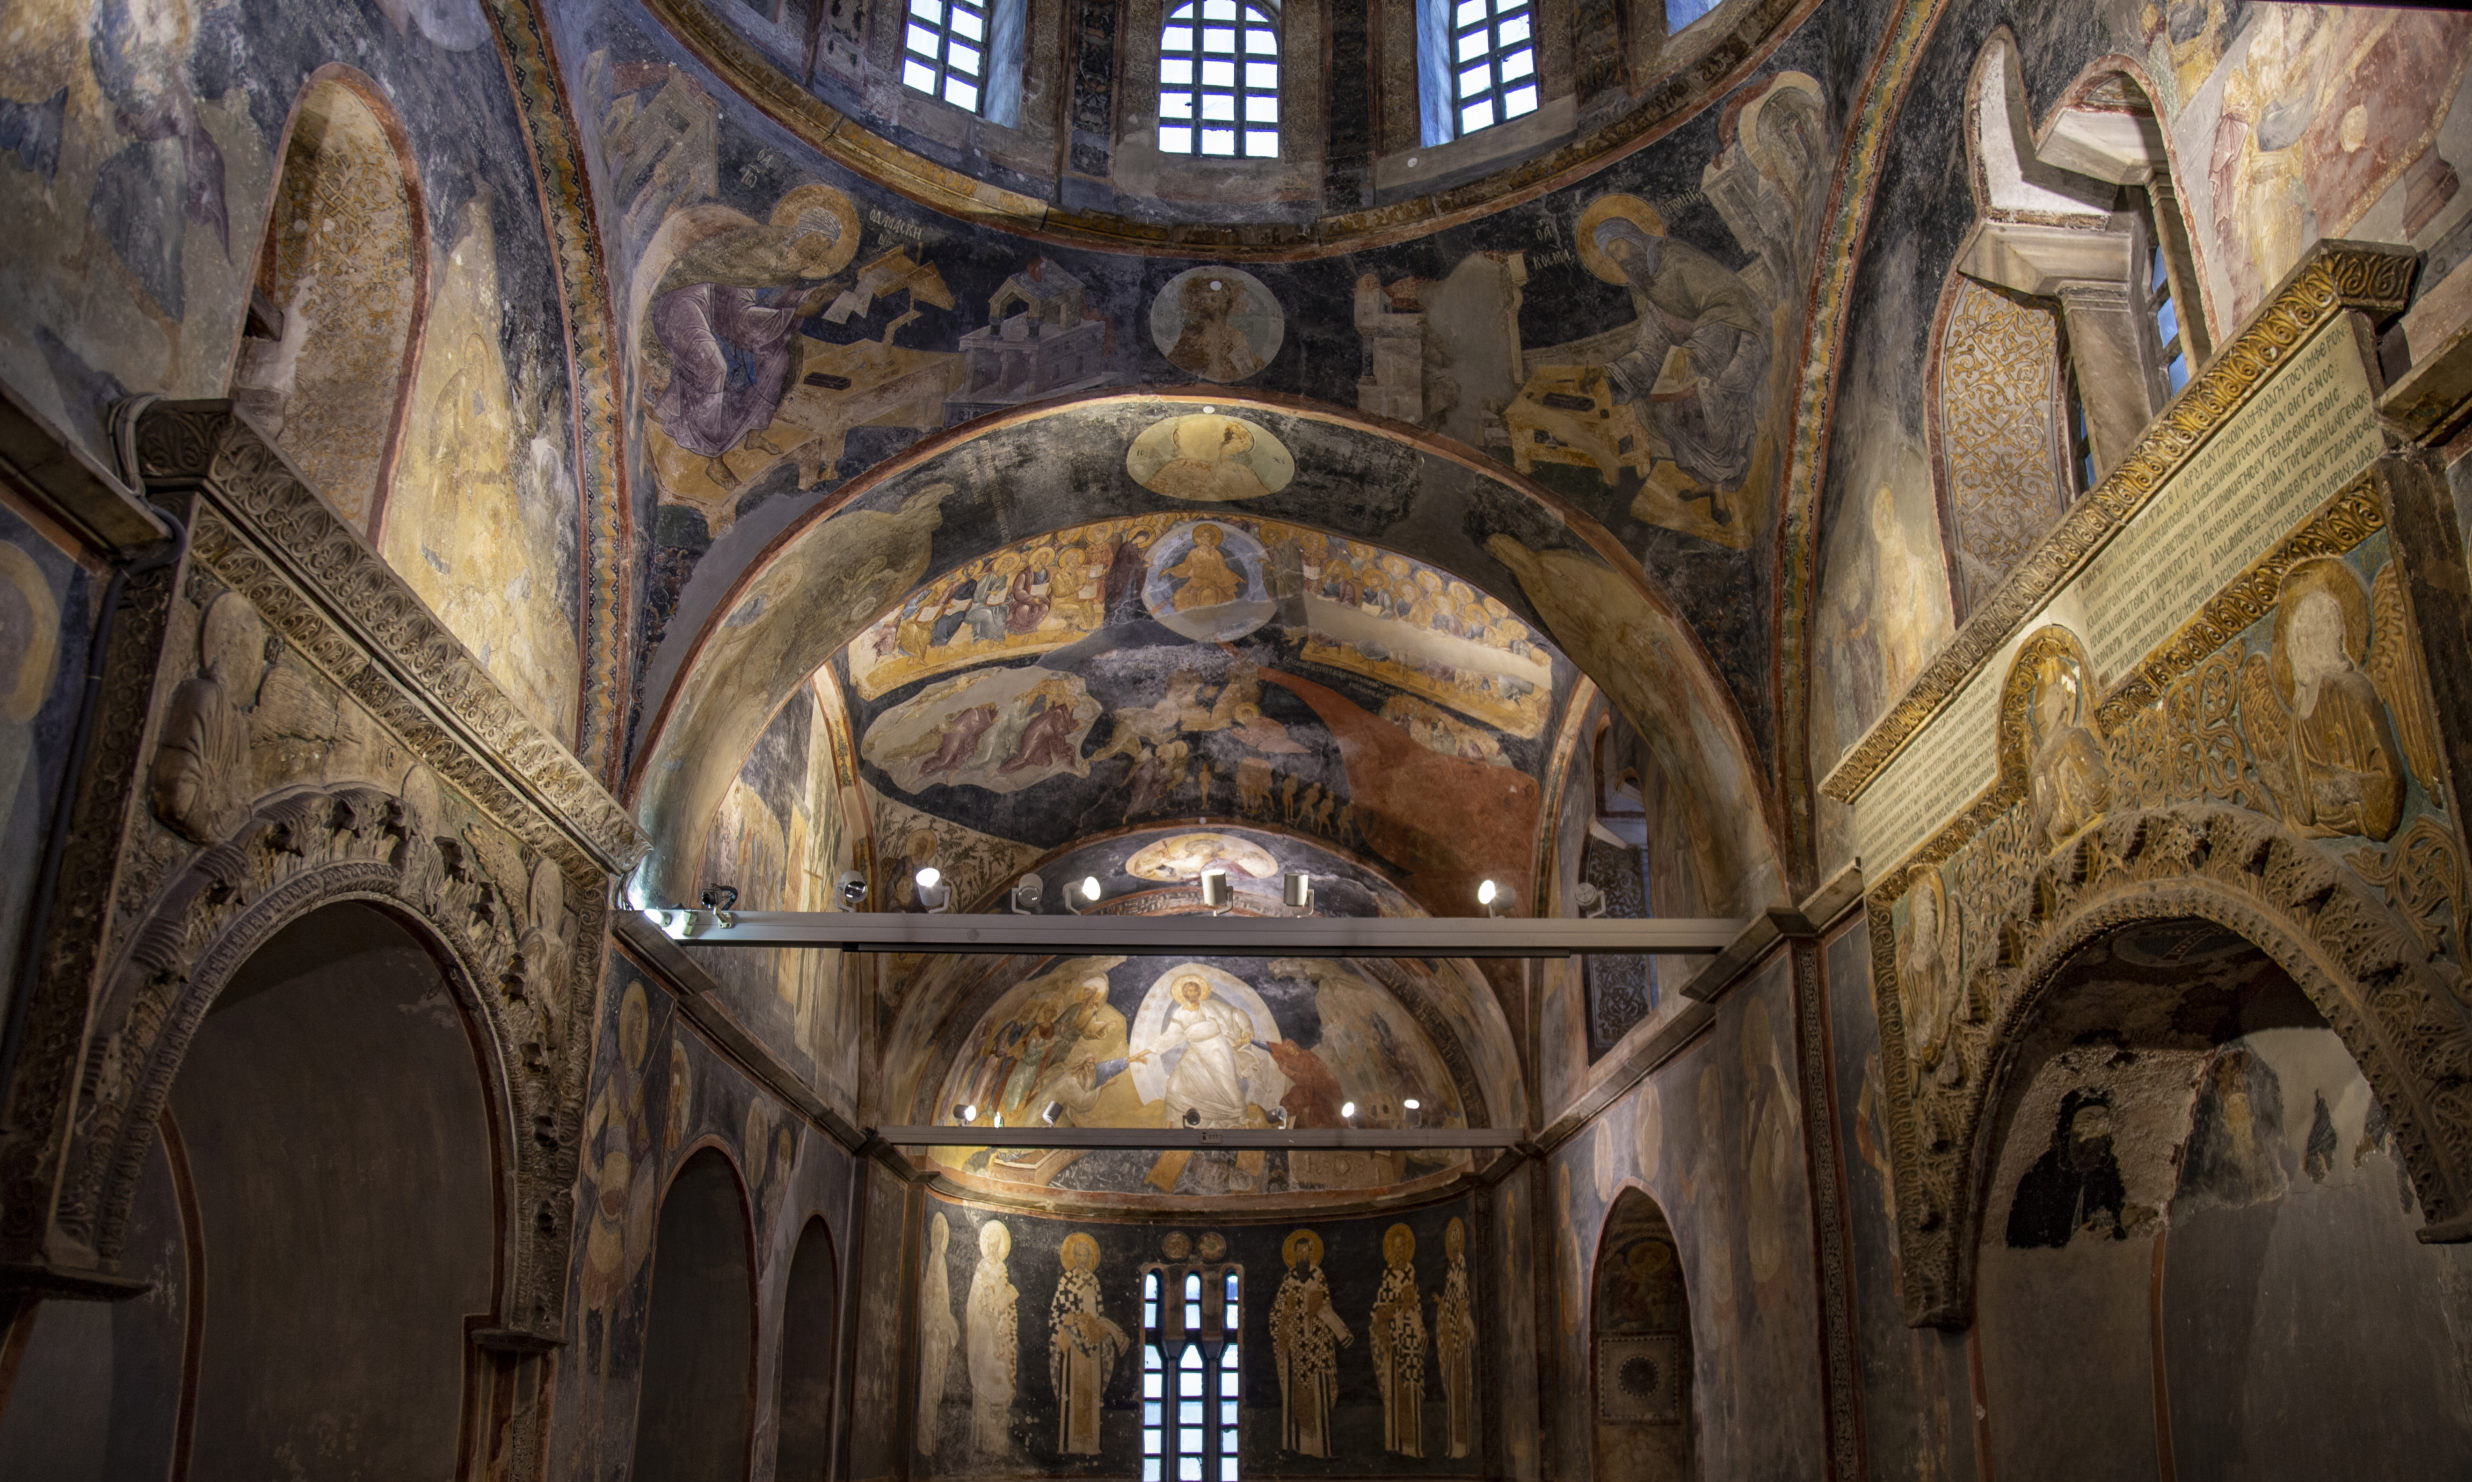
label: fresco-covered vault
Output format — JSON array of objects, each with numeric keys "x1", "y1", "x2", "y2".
[{"x1": 13, "y1": 1, "x2": 2472, "y2": 1480}]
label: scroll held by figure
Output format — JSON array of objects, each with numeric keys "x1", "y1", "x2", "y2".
[
  {"x1": 1048, "y1": 1233, "x2": 1128, "y2": 1455},
  {"x1": 1270, "y1": 1229, "x2": 1351, "y2": 1457},
  {"x1": 1370, "y1": 1223, "x2": 1428, "y2": 1458},
  {"x1": 966, "y1": 1219, "x2": 1019, "y2": 1457},
  {"x1": 1433, "y1": 1218, "x2": 1478, "y2": 1459}
]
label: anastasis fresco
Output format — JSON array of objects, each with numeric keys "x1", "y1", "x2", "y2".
[{"x1": 921, "y1": 953, "x2": 1470, "y2": 1205}]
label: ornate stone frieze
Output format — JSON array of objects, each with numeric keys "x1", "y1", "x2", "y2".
[
  {"x1": 1821, "y1": 242, "x2": 2414, "y2": 808},
  {"x1": 57, "y1": 778, "x2": 601, "y2": 1338},
  {"x1": 1, "y1": 402, "x2": 628, "y2": 1348},
  {"x1": 1871, "y1": 804, "x2": 2472, "y2": 1327},
  {"x1": 132, "y1": 402, "x2": 646, "y2": 876}
]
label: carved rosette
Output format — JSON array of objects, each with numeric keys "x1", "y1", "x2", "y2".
[{"x1": 1873, "y1": 804, "x2": 2472, "y2": 1327}]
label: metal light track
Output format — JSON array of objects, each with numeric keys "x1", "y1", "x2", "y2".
[
  {"x1": 644, "y1": 908, "x2": 1745, "y2": 958},
  {"x1": 873, "y1": 1126, "x2": 1523, "y2": 1149}
]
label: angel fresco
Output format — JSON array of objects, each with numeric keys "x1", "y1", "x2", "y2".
[
  {"x1": 2240, "y1": 557, "x2": 2417, "y2": 842},
  {"x1": 647, "y1": 185, "x2": 860, "y2": 484}
]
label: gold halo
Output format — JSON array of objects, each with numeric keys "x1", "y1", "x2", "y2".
[
  {"x1": 1383, "y1": 1221, "x2": 1416, "y2": 1264},
  {"x1": 2271, "y1": 556, "x2": 2370, "y2": 699},
  {"x1": 1282, "y1": 1228, "x2": 1322, "y2": 1268},
  {"x1": 0, "y1": 541, "x2": 60, "y2": 724},
  {"x1": 1061, "y1": 1232, "x2": 1100, "y2": 1271},
  {"x1": 768, "y1": 183, "x2": 861, "y2": 278},
  {"x1": 1575, "y1": 194, "x2": 1667, "y2": 284}
]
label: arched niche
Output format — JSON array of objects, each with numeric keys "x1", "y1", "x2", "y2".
[
  {"x1": 774, "y1": 1216, "x2": 841, "y2": 1482},
  {"x1": 1969, "y1": 915, "x2": 2472, "y2": 1477},
  {"x1": 1591, "y1": 1188, "x2": 1694, "y2": 1480},
  {"x1": 0, "y1": 903, "x2": 499, "y2": 1479},
  {"x1": 633, "y1": 1147, "x2": 757, "y2": 1481},
  {"x1": 1879, "y1": 800, "x2": 2472, "y2": 1327},
  {"x1": 231, "y1": 71, "x2": 426, "y2": 536},
  {"x1": 631, "y1": 394, "x2": 1781, "y2": 922}
]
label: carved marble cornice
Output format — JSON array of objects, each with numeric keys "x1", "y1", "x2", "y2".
[
  {"x1": 1821, "y1": 241, "x2": 2415, "y2": 807},
  {"x1": 132, "y1": 402, "x2": 648, "y2": 877}
]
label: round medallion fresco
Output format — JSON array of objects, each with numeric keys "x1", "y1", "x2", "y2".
[{"x1": 1149, "y1": 266, "x2": 1283, "y2": 382}]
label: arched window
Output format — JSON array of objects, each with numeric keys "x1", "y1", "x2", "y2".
[
  {"x1": 1141, "y1": 1254, "x2": 1242, "y2": 1480},
  {"x1": 900, "y1": 0, "x2": 990, "y2": 112},
  {"x1": 1448, "y1": 0, "x2": 1538, "y2": 136},
  {"x1": 1158, "y1": 0, "x2": 1279, "y2": 158}
]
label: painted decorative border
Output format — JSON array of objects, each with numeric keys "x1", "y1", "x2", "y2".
[{"x1": 486, "y1": 0, "x2": 637, "y2": 779}]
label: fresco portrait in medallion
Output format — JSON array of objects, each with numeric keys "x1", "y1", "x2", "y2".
[
  {"x1": 1126, "y1": 411, "x2": 1294, "y2": 502},
  {"x1": 1150, "y1": 266, "x2": 1283, "y2": 382}
]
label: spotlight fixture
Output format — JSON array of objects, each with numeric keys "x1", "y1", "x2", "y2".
[
  {"x1": 914, "y1": 865, "x2": 951, "y2": 912},
  {"x1": 1043, "y1": 1101, "x2": 1063, "y2": 1125},
  {"x1": 1340, "y1": 1100, "x2": 1357, "y2": 1120},
  {"x1": 700, "y1": 884, "x2": 739, "y2": 928},
  {"x1": 836, "y1": 869, "x2": 869, "y2": 909},
  {"x1": 1200, "y1": 867, "x2": 1233, "y2": 914},
  {"x1": 1282, "y1": 870, "x2": 1314, "y2": 910},
  {"x1": 1009, "y1": 874, "x2": 1044, "y2": 914},
  {"x1": 1477, "y1": 878, "x2": 1513, "y2": 917},
  {"x1": 1403, "y1": 1096, "x2": 1421, "y2": 1128},
  {"x1": 961, "y1": 1103, "x2": 979, "y2": 1123},
  {"x1": 1066, "y1": 875, "x2": 1103, "y2": 914},
  {"x1": 1403, "y1": 1098, "x2": 1420, "y2": 1111}
]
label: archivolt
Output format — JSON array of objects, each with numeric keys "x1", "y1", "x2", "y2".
[{"x1": 1879, "y1": 804, "x2": 2472, "y2": 1327}]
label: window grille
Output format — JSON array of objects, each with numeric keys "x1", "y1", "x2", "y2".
[
  {"x1": 1449, "y1": 0, "x2": 1537, "y2": 136},
  {"x1": 1140, "y1": 1260, "x2": 1240, "y2": 1480},
  {"x1": 901, "y1": 0, "x2": 989, "y2": 113},
  {"x1": 1160, "y1": 0, "x2": 1279, "y2": 158}
]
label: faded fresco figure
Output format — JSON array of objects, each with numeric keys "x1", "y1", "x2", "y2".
[
  {"x1": 1047, "y1": 1233, "x2": 1128, "y2": 1454},
  {"x1": 578, "y1": 982, "x2": 658, "y2": 1377},
  {"x1": 2242, "y1": 558, "x2": 2408, "y2": 842},
  {"x1": 1130, "y1": 975, "x2": 1280, "y2": 1128},
  {"x1": 2024, "y1": 648, "x2": 2111, "y2": 848},
  {"x1": 1897, "y1": 868, "x2": 1961, "y2": 1082},
  {"x1": 919, "y1": 1213, "x2": 960, "y2": 1456},
  {"x1": 648, "y1": 186, "x2": 859, "y2": 482},
  {"x1": 1164, "y1": 524, "x2": 1249, "y2": 612},
  {"x1": 1370, "y1": 1223, "x2": 1428, "y2": 1457},
  {"x1": 966, "y1": 1218, "x2": 1019, "y2": 1456},
  {"x1": 2005, "y1": 1090, "x2": 2131, "y2": 1249},
  {"x1": 1433, "y1": 1218, "x2": 1478, "y2": 1459},
  {"x1": 147, "y1": 591, "x2": 264, "y2": 844},
  {"x1": 1590, "y1": 213, "x2": 1769, "y2": 492},
  {"x1": 1270, "y1": 1229, "x2": 1351, "y2": 1456}
]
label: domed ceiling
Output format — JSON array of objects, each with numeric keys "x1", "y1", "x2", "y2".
[{"x1": 622, "y1": 0, "x2": 1820, "y2": 251}]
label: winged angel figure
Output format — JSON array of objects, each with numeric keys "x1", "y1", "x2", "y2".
[{"x1": 2237, "y1": 558, "x2": 2442, "y2": 842}]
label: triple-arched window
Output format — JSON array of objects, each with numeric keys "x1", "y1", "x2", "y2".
[
  {"x1": 1140, "y1": 1265, "x2": 1242, "y2": 1480},
  {"x1": 1158, "y1": 0, "x2": 1280, "y2": 158}
]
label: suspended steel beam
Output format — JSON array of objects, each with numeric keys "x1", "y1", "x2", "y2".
[
  {"x1": 874, "y1": 1125, "x2": 1524, "y2": 1150},
  {"x1": 640, "y1": 908, "x2": 1745, "y2": 958}
]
